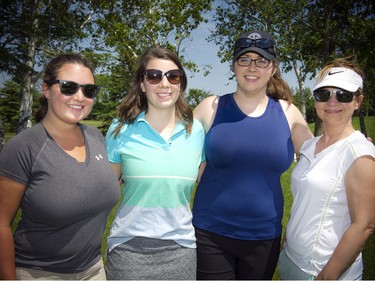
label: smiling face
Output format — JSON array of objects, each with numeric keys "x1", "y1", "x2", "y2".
[
  {"x1": 314, "y1": 87, "x2": 363, "y2": 127},
  {"x1": 140, "y1": 58, "x2": 181, "y2": 113},
  {"x1": 234, "y1": 52, "x2": 274, "y2": 96},
  {"x1": 42, "y1": 63, "x2": 95, "y2": 125}
]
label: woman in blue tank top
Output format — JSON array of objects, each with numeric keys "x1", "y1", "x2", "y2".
[{"x1": 192, "y1": 30, "x2": 313, "y2": 279}]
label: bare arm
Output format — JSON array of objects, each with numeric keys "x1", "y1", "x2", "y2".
[
  {"x1": 196, "y1": 161, "x2": 206, "y2": 185},
  {"x1": 280, "y1": 100, "x2": 313, "y2": 154},
  {"x1": 0, "y1": 176, "x2": 25, "y2": 280},
  {"x1": 111, "y1": 163, "x2": 122, "y2": 181},
  {"x1": 316, "y1": 156, "x2": 375, "y2": 280},
  {"x1": 193, "y1": 95, "x2": 219, "y2": 133}
]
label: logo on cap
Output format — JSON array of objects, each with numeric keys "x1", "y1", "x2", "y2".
[{"x1": 247, "y1": 32, "x2": 262, "y2": 40}]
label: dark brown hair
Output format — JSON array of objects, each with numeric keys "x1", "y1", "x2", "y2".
[{"x1": 34, "y1": 53, "x2": 96, "y2": 123}]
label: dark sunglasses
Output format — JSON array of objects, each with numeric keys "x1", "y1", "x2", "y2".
[
  {"x1": 236, "y1": 38, "x2": 274, "y2": 49},
  {"x1": 45, "y1": 80, "x2": 100, "y2": 99},
  {"x1": 143, "y1": 69, "x2": 183, "y2": 85},
  {"x1": 313, "y1": 89, "x2": 356, "y2": 103}
]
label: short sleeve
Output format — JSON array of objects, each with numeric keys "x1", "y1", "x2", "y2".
[{"x1": 105, "y1": 119, "x2": 122, "y2": 164}]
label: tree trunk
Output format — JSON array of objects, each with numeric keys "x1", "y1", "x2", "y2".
[
  {"x1": 16, "y1": 0, "x2": 41, "y2": 134},
  {"x1": 0, "y1": 118, "x2": 4, "y2": 151},
  {"x1": 293, "y1": 58, "x2": 306, "y2": 120}
]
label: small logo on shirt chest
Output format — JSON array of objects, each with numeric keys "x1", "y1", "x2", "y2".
[{"x1": 95, "y1": 154, "x2": 103, "y2": 160}]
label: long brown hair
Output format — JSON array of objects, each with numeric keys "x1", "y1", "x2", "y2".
[
  {"x1": 267, "y1": 60, "x2": 293, "y2": 103},
  {"x1": 34, "y1": 53, "x2": 96, "y2": 123},
  {"x1": 112, "y1": 47, "x2": 193, "y2": 138}
]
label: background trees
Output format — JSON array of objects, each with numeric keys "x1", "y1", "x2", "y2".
[
  {"x1": 210, "y1": 0, "x2": 374, "y2": 134},
  {"x1": 0, "y1": 0, "x2": 373, "y2": 139}
]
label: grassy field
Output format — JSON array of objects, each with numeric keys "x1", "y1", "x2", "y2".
[{"x1": 8, "y1": 116, "x2": 375, "y2": 279}]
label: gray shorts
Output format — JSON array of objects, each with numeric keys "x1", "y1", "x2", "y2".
[{"x1": 105, "y1": 237, "x2": 196, "y2": 280}]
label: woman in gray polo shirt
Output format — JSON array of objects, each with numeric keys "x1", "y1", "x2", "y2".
[{"x1": 0, "y1": 53, "x2": 120, "y2": 279}]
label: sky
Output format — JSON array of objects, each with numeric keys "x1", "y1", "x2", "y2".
[{"x1": 183, "y1": 21, "x2": 313, "y2": 96}]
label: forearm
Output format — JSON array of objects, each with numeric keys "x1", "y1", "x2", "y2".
[
  {"x1": 316, "y1": 223, "x2": 373, "y2": 280},
  {"x1": 0, "y1": 227, "x2": 16, "y2": 279}
]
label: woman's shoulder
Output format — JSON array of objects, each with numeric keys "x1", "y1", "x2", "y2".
[
  {"x1": 5, "y1": 123, "x2": 45, "y2": 146},
  {"x1": 80, "y1": 123, "x2": 102, "y2": 135},
  {"x1": 347, "y1": 131, "x2": 375, "y2": 157}
]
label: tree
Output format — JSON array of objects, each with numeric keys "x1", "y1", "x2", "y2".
[
  {"x1": 208, "y1": 0, "x2": 374, "y2": 135},
  {"x1": 186, "y1": 88, "x2": 212, "y2": 109},
  {"x1": 0, "y1": 0, "x2": 97, "y2": 133},
  {"x1": 85, "y1": 0, "x2": 213, "y2": 134},
  {"x1": 292, "y1": 87, "x2": 315, "y2": 123},
  {"x1": 0, "y1": 118, "x2": 4, "y2": 151},
  {"x1": 0, "y1": 81, "x2": 21, "y2": 132},
  {"x1": 0, "y1": 80, "x2": 42, "y2": 133}
]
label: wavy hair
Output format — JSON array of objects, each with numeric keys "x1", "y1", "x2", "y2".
[{"x1": 112, "y1": 47, "x2": 193, "y2": 138}]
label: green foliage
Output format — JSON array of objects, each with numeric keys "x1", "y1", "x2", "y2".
[
  {"x1": 0, "y1": 80, "x2": 43, "y2": 133},
  {"x1": 210, "y1": 0, "x2": 375, "y2": 119},
  {"x1": 90, "y1": 0, "x2": 213, "y2": 130},
  {"x1": 292, "y1": 87, "x2": 316, "y2": 123},
  {"x1": 186, "y1": 88, "x2": 212, "y2": 108},
  {"x1": 0, "y1": 81, "x2": 21, "y2": 132}
]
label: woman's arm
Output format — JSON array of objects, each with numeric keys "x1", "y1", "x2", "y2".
[
  {"x1": 196, "y1": 161, "x2": 206, "y2": 185},
  {"x1": 281, "y1": 100, "x2": 313, "y2": 154},
  {"x1": 0, "y1": 176, "x2": 25, "y2": 280},
  {"x1": 316, "y1": 156, "x2": 375, "y2": 280},
  {"x1": 111, "y1": 163, "x2": 122, "y2": 182},
  {"x1": 193, "y1": 95, "x2": 219, "y2": 133}
]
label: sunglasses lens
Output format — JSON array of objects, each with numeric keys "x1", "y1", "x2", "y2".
[
  {"x1": 313, "y1": 89, "x2": 355, "y2": 103},
  {"x1": 256, "y1": 38, "x2": 273, "y2": 48},
  {"x1": 145, "y1": 70, "x2": 163, "y2": 84},
  {"x1": 60, "y1": 81, "x2": 79, "y2": 96},
  {"x1": 82, "y1": 84, "x2": 99, "y2": 99},
  {"x1": 336, "y1": 90, "x2": 354, "y2": 103},
  {"x1": 313, "y1": 90, "x2": 330, "y2": 102},
  {"x1": 145, "y1": 69, "x2": 182, "y2": 84},
  {"x1": 236, "y1": 38, "x2": 251, "y2": 48},
  {"x1": 165, "y1": 70, "x2": 182, "y2": 84},
  {"x1": 236, "y1": 38, "x2": 273, "y2": 49}
]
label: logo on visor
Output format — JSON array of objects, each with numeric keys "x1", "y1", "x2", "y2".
[{"x1": 328, "y1": 70, "x2": 345, "y2": 76}]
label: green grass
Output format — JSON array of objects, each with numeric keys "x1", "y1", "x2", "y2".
[
  {"x1": 8, "y1": 116, "x2": 375, "y2": 279},
  {"x1": 80, "y1": 119, "x2": 102, "y2": 128}
]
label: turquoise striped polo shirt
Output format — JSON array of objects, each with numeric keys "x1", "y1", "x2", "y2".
[{"x1": 105, "y1": 112, "x2": 205, "y2": 252}]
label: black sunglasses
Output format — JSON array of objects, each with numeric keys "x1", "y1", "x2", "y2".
[
  {"x1": 143, "y1": 69, "x2": 183, "y2": 85},
  {"x1": 236, "y1": 38, "x2": 274, "y2": 49},
  {"x1": 313, "y1": 89, "x2": 356, "y2": 103},
  {"x1": 45, "y1": 80, "x2": 100, "y2": 99}
]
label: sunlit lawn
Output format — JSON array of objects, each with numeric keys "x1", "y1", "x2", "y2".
[{"x1": 8, "y1": 116, "x2": 375, "y2": 279}]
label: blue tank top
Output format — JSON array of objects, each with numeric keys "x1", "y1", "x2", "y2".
[{"x1": 192, "y1": 93, "x2": 294, "y2": 240}]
